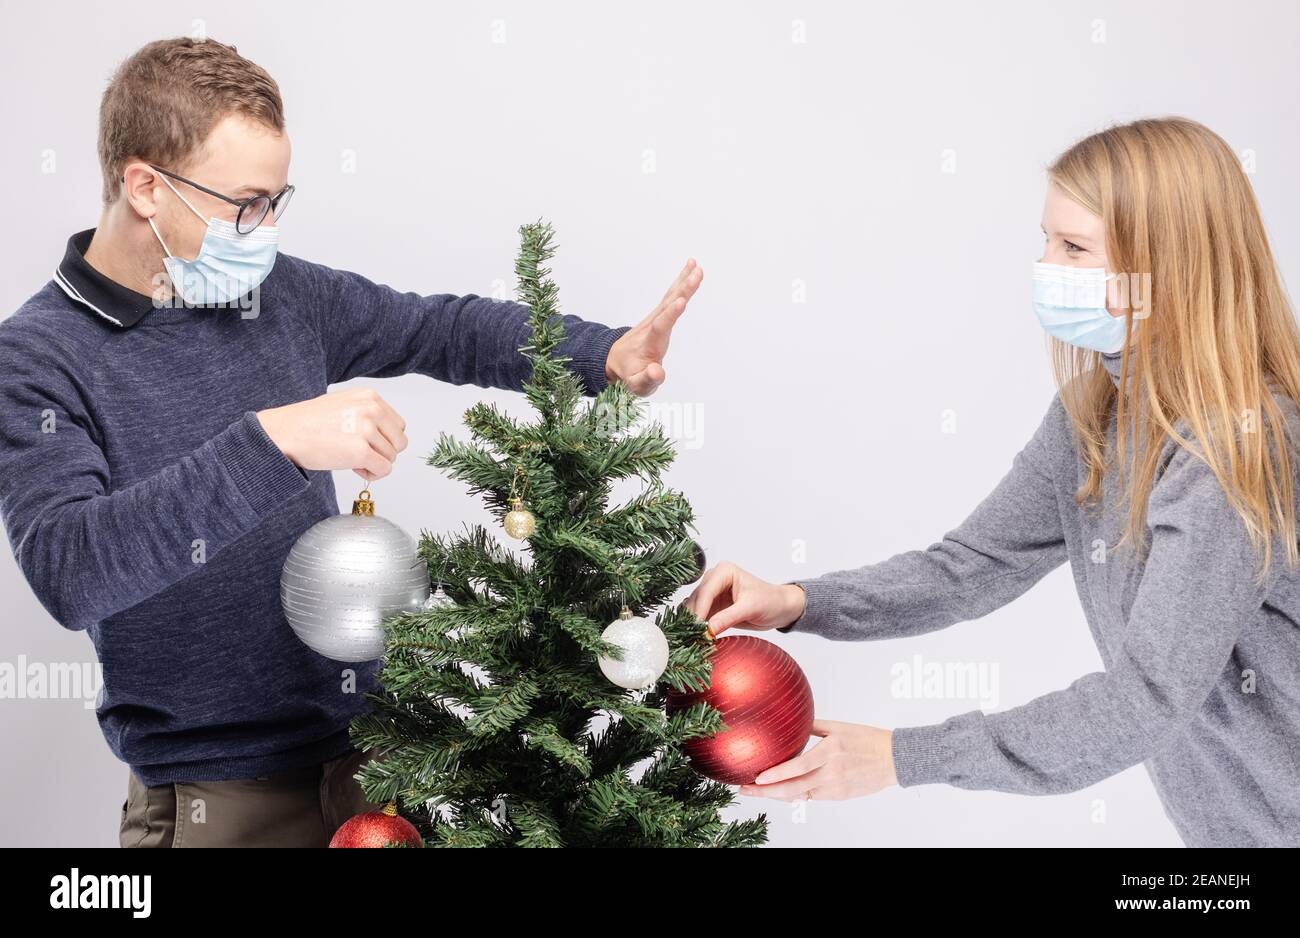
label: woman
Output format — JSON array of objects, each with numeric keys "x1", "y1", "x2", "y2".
[{"x1": 687, "y1": 117, "x2": 1300, "y2": 848}]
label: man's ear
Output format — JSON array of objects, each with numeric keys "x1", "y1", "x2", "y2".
[{"x1": 120, "y1": 161, "x2": 162, "y2": 220}]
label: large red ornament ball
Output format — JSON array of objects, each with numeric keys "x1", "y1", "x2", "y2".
[
  {"x1": 329, "y1": 803, "x2": 423, "y2": 848},
  {"x1": 666, "y1": 635, "x2": 815, "y2": 785}
]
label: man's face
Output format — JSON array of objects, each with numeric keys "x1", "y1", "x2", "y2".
[{"x1": 151, "y1": 112, "x2": 292, "y2": 260}]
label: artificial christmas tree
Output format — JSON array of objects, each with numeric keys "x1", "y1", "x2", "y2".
[{"x1": 347, "y1": 221, "x2": 769, "y2": 847}]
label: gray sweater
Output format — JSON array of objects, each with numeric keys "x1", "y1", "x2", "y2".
[{"x1": 787, "y1": 351, "x2": 1300, "y2": 847}]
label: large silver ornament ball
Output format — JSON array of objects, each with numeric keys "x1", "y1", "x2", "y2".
[
  {"x1": 280, "y1": 512, "x2": 429, "y2": 662},
  {"x1": 597, "y1": 612, "x2": 670, "y2": 690}
]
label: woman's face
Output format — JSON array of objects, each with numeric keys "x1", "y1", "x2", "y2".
[{"x1": 1039, "y1": 182, "x2": 1122, "y2": 318}]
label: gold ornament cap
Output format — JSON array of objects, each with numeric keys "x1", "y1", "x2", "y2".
[{"x1": 352, "y1": 488, "x2": 376, "y2": 516}]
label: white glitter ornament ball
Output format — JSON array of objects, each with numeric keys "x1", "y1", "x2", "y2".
[
  {"x1": 280, "y1": 492, "x2": 429, "y2": 662},
  {"x1": 597, "y1": 607, "x2": 670, "y2": 690}
]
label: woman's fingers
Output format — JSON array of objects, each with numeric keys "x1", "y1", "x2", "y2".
[
  {"x1": 687, "y1": 562, "x2": 789, "y2": 636},
  {"x1": 740, "y1": 766, "x2": 828, "y2": 801},
  {"x1": 704, "y1": 598, "x2": 764, "y2": 637},
  {"x1": 752, "y1": 735, "x2": 828, "y2": 785},
  {"x1": 740, "y1": 723, "x2": 898, "y2": 802},
  {"x1": 685, "y1": 563, "x2": 734, "y2": 620}
]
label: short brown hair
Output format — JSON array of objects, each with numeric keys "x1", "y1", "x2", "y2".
[{"x1": 97, "y1": 37, "x2": 285, "y2": 204}]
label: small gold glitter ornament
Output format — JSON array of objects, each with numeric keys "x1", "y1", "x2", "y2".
[{"x1": 503, "y1": 497, "x2": 537, "y2": 539}]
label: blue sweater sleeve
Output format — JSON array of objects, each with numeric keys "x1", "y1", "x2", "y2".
[
  {"x1": 282, "y1": 255, "x2": 631, "y2": 394},
  {"x1": 0, "y1": 329, "x2": 311, "y2": 632}
]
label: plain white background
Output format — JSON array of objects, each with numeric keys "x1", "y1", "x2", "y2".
[{"x1": 1, "y1": 0, "x2": 1297, "y2": 847}]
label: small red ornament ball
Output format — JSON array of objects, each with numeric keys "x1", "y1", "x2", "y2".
[
  {"x1": 329, "y1": 803, "x2": 423, "y2": 848},
  {"x1": 666, "y1": 635, "x2": 815, "y2": 785}
]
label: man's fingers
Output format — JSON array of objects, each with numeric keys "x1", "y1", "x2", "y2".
[
  {"x1": 366, "y1": 428, "x2": 398, "y2": 464},
  {"x1": 628, "y1": 362, "x2": 665, "y2": 397},
  {"x1": 359, "y1": 393, "x2": 407, "y2": 457},
  {"x1": 641, "y1": 261, "x2": 702, "y2": 331},
  {"x1": 372, "y1": 394, "x2": 406, "y2": 431},
  {"x1": 357, "y1": 444, "x2": 392, "y2": 481},
  {"x1": 668, "y1": 264, "x2": 703, "y2": 305},
  {"x1": 375, "y1": 413, "x2": 408, "y2": 455},
  {"x1": 649, "y1": 296, "x2": 689, "y2": 345},
  {"x1": 658, "y1": 258, "x2": 698, "y2": 306},
  {"x1": 649, "y1": 266, "x2": 701, "y2": 344},
  {"x1": 681, "y1": 263, "x2": 704, "y2": 299}
]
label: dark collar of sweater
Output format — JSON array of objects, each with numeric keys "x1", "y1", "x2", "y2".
[{"x1": 54, "y1": 228, "x2": 251, "y2": 328}]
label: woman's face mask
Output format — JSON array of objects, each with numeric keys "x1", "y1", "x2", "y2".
[{"x1": 1032, "y1": 262, "x2": 1129, "y2": 354}]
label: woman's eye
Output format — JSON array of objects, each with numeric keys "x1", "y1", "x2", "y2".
[{"x1": 1065, "y1": 240, "x2": 1083, "y2": 253}]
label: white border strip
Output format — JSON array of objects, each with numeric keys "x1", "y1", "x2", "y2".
[{"x1": 52, "y1": 268, "x2": 125, "y2": 328}]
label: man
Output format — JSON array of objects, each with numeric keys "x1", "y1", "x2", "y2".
[{"x1": 0, "y1": 37, "x2": 702, "y2": 847}]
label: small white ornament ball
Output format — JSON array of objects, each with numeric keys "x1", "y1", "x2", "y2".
[{"x1": 597, "y1": 607, "x2": 670, "y2": 690}]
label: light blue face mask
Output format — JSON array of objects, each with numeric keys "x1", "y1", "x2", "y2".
[
  {"x1": 1032, "y1": 261, "x2": 1130, "y2": 354},
  {"x1": 148, "y1": 174, "x2": 279, "y2": 306}
]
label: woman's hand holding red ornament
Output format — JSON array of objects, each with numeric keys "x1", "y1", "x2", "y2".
[
  {"x1": 739, "y1": 720, "x2": 898, "y2": 801},
  {"x1": 686, "y1": 563, "x2": 898, "y2": 802}
]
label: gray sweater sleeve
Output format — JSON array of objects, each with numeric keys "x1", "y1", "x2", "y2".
[
  {"x1": 782, "y1": 395, "x2": 1069, "y2": 641},
  {"x1": 889, "y1": 441, "x2": 1280, "y2": 794}
]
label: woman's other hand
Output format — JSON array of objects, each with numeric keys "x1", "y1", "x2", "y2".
[{"x1": 739, "y1": 720, "x2": 898, "y2": 801}]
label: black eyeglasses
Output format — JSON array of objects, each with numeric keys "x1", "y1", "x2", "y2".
[{"x1": 148, "y1": 164, "x2": 295, "y2": 234}]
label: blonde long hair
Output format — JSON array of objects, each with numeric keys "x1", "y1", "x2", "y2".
[{"x1": 1049, "y1": 117, "x2": 1300, "y2": 581}]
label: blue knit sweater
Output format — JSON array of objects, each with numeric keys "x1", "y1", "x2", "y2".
[{"x1": 0, "y1": 230, "x2": 629, "y2": 786}]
